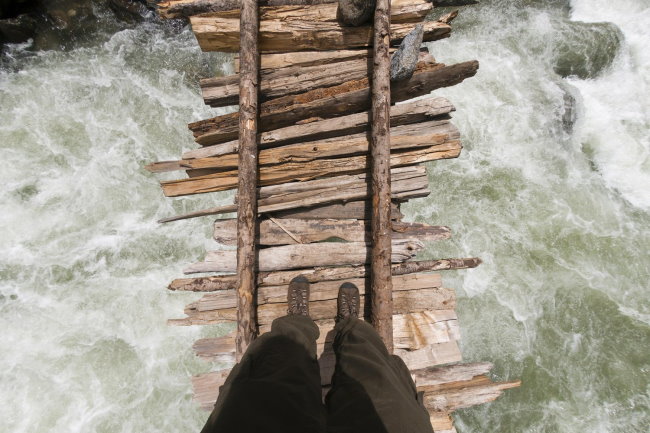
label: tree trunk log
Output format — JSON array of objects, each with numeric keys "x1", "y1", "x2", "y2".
[
  {"x1": 166, "y1": 257, "x2": 482, "y2": 291},
  {"x1": 184, "y1": 238, "x2": 424, "y2": 273},
  {"x1": 188, "y1": 61, "x2": 478, "y2": 145},
  {"x1": 274, "y1": 200, "x2": 403, "y2": 220},
  {"x1": 157, "y1": 0, "x2": 337, "y2": 20},
  {"x1": 369, "y1": 0, "x2": 394, "y2": 352},
  {"x1": 234, "y1": 0, "x2": 259, "y2": 359},
  {"x1": 189, "y1": 1, "x2": 439, "y2": 52}
]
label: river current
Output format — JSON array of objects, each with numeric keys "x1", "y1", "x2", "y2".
[{"x1": 1, "y1": 1, "x2": 648, "y2": 432}]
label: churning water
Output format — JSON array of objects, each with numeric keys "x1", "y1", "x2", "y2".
[{"x1": 1, "y1": 1, "x2": 648, "y2": 432}]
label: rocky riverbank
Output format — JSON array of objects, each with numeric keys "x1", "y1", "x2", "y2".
[{"x1": 0, "y1": 0, "x2": 155, "y2": 49}]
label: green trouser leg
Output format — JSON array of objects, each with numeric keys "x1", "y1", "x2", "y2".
[
  {"x1": 326, "y1": 317, "x2": 434, "y2": 433},
  {"x1": 200, "y1": 315, "x2": 327, "y2": 433}
]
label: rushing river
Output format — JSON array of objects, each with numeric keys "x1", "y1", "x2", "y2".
[{"x1": 1, "y1": 1, "x2": 648, "y2": 432}]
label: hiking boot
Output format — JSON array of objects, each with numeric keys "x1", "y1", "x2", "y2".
[
  {"x1": 287, "y1": 275, "x2": 310, "y2": 316},
  {"x1": 336, "y1": 282, "x2": 360, "y2": 322}
]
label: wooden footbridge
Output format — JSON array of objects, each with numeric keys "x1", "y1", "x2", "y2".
[{"x1": 148, "y1": 0, "x2": 520, "y2": 431}]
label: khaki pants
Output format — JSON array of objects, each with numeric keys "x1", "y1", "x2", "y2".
[{"x1": 200, "y1": 315, "x2": 433, "y2": 433}]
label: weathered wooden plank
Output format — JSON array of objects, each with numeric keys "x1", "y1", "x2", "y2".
[
  {"x1": 159, "y1": 166, "x2": 429, "y2": 223},
  {"x1": 183, "y1": 238, "x2": 424, "y2": 274},
  {"x1": 193, "y1": 273, "x2": 442, "y2": 312},
  {"x1": 273, "y1": 200, "x2": 403, "y2": 220},
  {"x1": 172, "y1": 286, "x2": 456, "y2": 325},
  {"x1": 192, "y1": 309, "x2": 460, "y2": 360},
  {"x1": 160, "y1": 139, "x2": 460, "y2": 196},
  {"x1": 188, "y1": 61, "x2": 477, "y2": 145},
  {"x1": 234, "y1": 0, "x2": 260, "y2": 359},
  {"x1": 423, "y1": 375, "x2": 521, "y2": 412},
  {"x1": 187, "y1": 95, "x2": 454, "y2": 151},
  {"x1": 213, "y1": 219, "x2": 451, "y2": 245},
  {"x1": 412, "y1": 362, "x2": 493, "y2": 387},
  {"x1": 167, "y1": 257, "x2": 481, "y2": 291},
  {"x1": 191, "y1": 2, "x2": 441, "y2": 52},
  {"x1": 148, "y1": 120, "x2": 458, "y2": 174}
]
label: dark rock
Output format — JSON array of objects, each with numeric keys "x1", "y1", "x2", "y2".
[
  {"x1": 553, "y1": 21, "x2": 623, "y2": 79},
  {"x1": 390, "y1": 24, "x2": 424, "y2": 82},
  {"x1": 109, "y1": 0, "x2": 152, "y2": 22},
  {"x1": 432, "y1": 0, "x2": 478, "y2": 6},
  {"x1": 0, "y1": 14, "x2": 37, "y2": 44},
  {"x1": 337, "y1": 0, "x2": 375, "y2": 27}
]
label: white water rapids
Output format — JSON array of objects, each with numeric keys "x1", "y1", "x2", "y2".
[{"x1": 0, "y1": 1, "x2": 648, "y2": 432}]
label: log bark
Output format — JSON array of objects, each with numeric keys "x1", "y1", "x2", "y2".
[
  {"x1": 157, "y1": 0, "x2": 336, "y2": 20},
  {"x1": 370, "y1": 0, "x2": 394, "y2": 352},
  {"x1": 213, "y1": 218, "x2": 451, "y2": 245},
  {"x1": 160, "y1": 139, "x2": 460, "y2": 197},
  {"x1": 183, "y1": 238, "x2": 424, "y2": 273},
  {"x1": 147, "y1": 119, "x2": 457, "y2": 174},
  {"x1": 166, "y1": 257, "x2": 482, "y2": 291},
  {"x1": 190, "y1": 1, "x2": 441, "y2": 52},
  {"x1": 234, "y1": 0, "x2": 259, "y2": 359},
  {"x1": 158, "y1": 166, "x2": 428, "y2": 222},
  {"x1": 188, "y1": 61, "x2": 478, "y2": 145},
  {"x1": 187, "y1": 95, "x2": 453, "y2": 151}
]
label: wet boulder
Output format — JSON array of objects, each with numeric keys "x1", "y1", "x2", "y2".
[{"x1": 553, "y1": 21, "x2": 623, "y2": 79}]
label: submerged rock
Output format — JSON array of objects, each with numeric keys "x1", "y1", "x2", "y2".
[
  {"x1": 0, "y1": 14, "x2": 37, "y2": 44},
  {"x1": 553, "y1": 21, "x2": 623, "y2": 79},
  {"x1": 109, "y1": 0, "x2": 152, "y2": 22},
  {"x1": 390, "y1": 24, "x2": 424, "y2": 82},
  {"x1": 337, "y1": 0, "x2": 375, "y2": 27}
]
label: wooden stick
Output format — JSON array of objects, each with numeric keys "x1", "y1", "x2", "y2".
[
  {"x1": 234, "y1": 0, "x2": 259, "y2": 359},
  {"x1": 370, "y1": 0, "x2": 394, "y2": 352},
  {"x1": 166, "y1": 257, "x2": 482, "y2": 291}
]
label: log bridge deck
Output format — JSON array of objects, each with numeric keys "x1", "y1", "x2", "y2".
[{"x1": 149, "y1": 0, "x2": 520, "y2": 431}]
